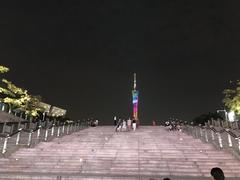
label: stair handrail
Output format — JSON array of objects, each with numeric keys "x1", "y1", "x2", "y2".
[{"x1": 183, "y1": 124, "x2": 240, "y2": 157}]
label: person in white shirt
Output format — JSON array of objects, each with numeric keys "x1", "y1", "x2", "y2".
[
  {"x1": 132, "y1": 119, "x2": 137, "y2": 131},
  {"x1": 122, "y1": 120, "x2": 127, "y2": 131}
]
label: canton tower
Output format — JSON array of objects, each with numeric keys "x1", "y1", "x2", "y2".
[{"x1": 132, "y1": 73, "x2": 139, "y2": 124}]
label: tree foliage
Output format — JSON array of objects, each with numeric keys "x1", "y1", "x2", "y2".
[
  {"x1": 0, "y1": 65, "x2": 45, "y2": 117},
  {"x1": 0, "y1": 65, "x2": 9, "y2": 73},
  {"x1": 1, "y1": 79, "x2": 33, "y2": 115},
  {"x1": 193, "y1": 112, "x2": 223, "y2": 126},
  {"x1": 223, "y1": 80, "x2": 240, "y2": 114},
  {"x1": 0, "y1": 64, "x2": 64, "y2": 119},
  {"x1": 25, "y1": 95, "x2": 45, "y2": 117}
]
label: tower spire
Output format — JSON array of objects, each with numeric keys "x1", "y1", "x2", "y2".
[{"x1": 134, "y1": 73, "x2": 136, "y2": 90}]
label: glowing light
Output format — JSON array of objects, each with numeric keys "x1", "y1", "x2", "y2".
[{"x1": 228, "y1": 111, "x2": 235, "y2": 122}]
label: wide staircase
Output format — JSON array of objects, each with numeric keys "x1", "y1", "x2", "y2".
[{"x1": 0, "y1": 126, "x2": 240, "y2": 180}]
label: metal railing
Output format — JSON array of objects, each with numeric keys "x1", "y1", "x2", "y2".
[
  {"x1": 0, "y1": 120, "x2": 88, "y2": 156},
  {"x1": 183, "y1": 124, "x2": 240, "y2": 158}
]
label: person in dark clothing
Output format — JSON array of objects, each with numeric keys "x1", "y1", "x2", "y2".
[
  {"x1": 114, "y1": 116, "x2": 117, "y2": 126},
  {"x1": 211, "y1": 167, "x2": 225, "y2": 180}
]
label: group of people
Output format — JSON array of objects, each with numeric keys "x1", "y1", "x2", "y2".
[
  {"x1": 114, "y1": 117, "x2": 137, "y2": 132},
  {"x1": 164, "y1": 119, "x2": 185, "y2": 131},
  {"x1": 87, "y1": 118, "x2": 99, "y2": 127}
]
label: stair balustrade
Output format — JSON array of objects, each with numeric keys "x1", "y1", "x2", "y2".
[{"x1": 183, "y1": 124, "x2": 240, "y2": 158}]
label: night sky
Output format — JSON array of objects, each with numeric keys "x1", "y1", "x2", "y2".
[{"x1": 1, "y1": 1, "x2": 240, "y2": 125}]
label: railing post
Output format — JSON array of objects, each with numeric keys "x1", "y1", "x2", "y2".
[
  {"x1": 51, "y1": 124, "x2": 55, "y2": 136},
  {"x1": 69, "y1": 124, "x2": 71, "y2": 133},
  {"x1": 205, "y1": 129, "x2": 208, "y2": 142},
  {"x1": 66, "y1": 124, "x2": 70, "y2": 135},
  {"x1": 195, "y1": 127, "x2": 198, "y2": 138},
  {"x1": 74, "y1": 123, "x2": 76, "y2": 131},
  {"x1": 217, "y1": 133, "x2": 223, "y2": 148},
  {"x1": 62, "y1": 123, "x2": 65, "y2": 134},
  {"x1": 235, "y1": 121, "x2": 239, "y2": 129},
  {"x1": 238, "y1": 138, "x2": 240, "y2": 153},
  {"x1": 2, "y1": 137, "x2": 9, "y2": 154},
  {"x1": 227, "y1": 134, "x2": 233, "y2": 147},
  {"x1": 2, "y1": 122, "x2": 6, "y2": 133},
  {"x1": 211, "y1": 119, "x2": 214, "y2": 126},
  {"x1": 225, "y1": 129, "x2": 233, "y2": 147},
  {"x1": 44, "y1": 128, "x2": 48, "y2": 141},
  {"x1": 27, "y1": 132, "x2": 32, "y2": 147},
  {"x1": 16, "y1": 131, "x2": 21, "y2": 145},
  {"x1": 71, "y1": 123, "x2": 75, "y2": 132},
  {"x1": 57, "y1": 126, "x2": 60, "y2": 137},
  {"x1": 211, "y1": 130, "x2": 215, "y2": 141},
  {"x1": 37, "y1": 126, "x2": 41, "y2": 139},
  {"x1": 200, "y1": 128, "x2": 203, "y2": 137}
]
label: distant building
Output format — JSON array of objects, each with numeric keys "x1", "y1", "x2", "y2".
[{"x1": 38, "y1": 102, "x2": 66, "y2": 117}]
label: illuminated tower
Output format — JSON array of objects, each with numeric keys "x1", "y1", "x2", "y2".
[{"x1": 132, "y1": 73, "x2": 139, "y2": 123}]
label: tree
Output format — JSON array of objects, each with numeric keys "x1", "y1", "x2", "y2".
[
  {"x1": 193, "y1": 112, "x2": 223, "y2": 126},
  {"x1": 1, "y1": 78, "x2": 29, "y2": 113},
  {"x1": 223, "y1": 80, "x2": 240, "y2": 115},
  {"x1": 25, "y1": 95, "x2": 45, "y2": 117},
  {"x1": 0, "y1": 65, "x2": 9, "y2": 74},
  {"x1": 0, "y1": 78, "x2": 45, "y2": 117},
  {"x1": 0, "y1": 64, "x2": 47, "y2": 119}
]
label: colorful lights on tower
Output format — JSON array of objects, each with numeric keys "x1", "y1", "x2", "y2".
[{"x1": 132, "y1": 73, "x2": 139, "y2": 122}]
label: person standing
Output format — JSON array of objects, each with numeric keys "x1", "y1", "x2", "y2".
[
  {"x1": 152, "y1": 120, "x2": 156, "y2": 126},
  {"x1": 122, "y1": 120, "x2": 127, "y2": 131},
  {"x1": 114, "y1": 116, "x2": 117, "y2": 126},
  {"x1": 132, "y1": 119, "x2": 137, "y2": 131},
  {"x1": 127, "y1": 118, "x2": 132, "y2": 131}
]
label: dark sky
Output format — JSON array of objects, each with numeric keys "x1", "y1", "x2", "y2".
[{"x1": 1, "y1": 1, "x2": 240, "y2": 125}]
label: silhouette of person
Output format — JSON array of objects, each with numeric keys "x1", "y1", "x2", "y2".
[{"x1": 211, "y1": 167, "x2": 225, "y2": 180}]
